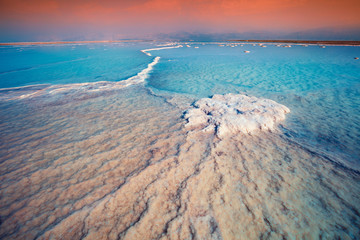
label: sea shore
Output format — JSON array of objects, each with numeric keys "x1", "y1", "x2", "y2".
[{"x1": 231, "y1": 40, "x2": 360, "y2": 46}]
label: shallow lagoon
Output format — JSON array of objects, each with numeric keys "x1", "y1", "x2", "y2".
[{"x1": 0, "y1": 42, "x2": 359, "y2": 239}]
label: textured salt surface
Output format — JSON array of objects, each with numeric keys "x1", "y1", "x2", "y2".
[
  {"x1": 0, "y1": 88, "x2": 359, "y2": 240},
  {"x1": 1, "y1": 44, "x2": 359, "y2": 240},
  {"x1": 185, "y1": 94, "x2": 290, "y2": 137}
]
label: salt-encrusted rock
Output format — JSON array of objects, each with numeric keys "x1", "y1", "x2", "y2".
[{"x1": 185, "y1": 93, "x2": 290, "y2": 137}]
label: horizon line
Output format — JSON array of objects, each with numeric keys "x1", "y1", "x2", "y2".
[{"x1": 1, "y1": 39, "x2": 360, "y2": 46}]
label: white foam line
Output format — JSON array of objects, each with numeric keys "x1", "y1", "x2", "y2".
[
  {"x1": 120, "y1": 56, "x2": 160, "y2": 86},
  {"x1": 4, "y1": 57, "x2": 161, "y2": 100},
  {"x1": 156, "y1": 42, "x2": 178, "y2": 47},
  {"x1": 141, "y1": 50, "x2": 152, "y2": 56},
  {"x1": 4, "y1": 44, "x2": 183, "y2": 100},
  {"x1": 47, "y1": 56, "x2": 161, "y2": 92},
  {"x1": 141, "y1": 45, "x2": 183, "y2": 56}
]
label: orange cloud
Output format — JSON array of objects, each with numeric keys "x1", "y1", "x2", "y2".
[{"x1": 0, "y1": 0, "x2": 359, "y2": 34}]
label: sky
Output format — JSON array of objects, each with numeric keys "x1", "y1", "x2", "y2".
[{"x1": 0, "y1": 0, "x2": 360, "y2": 41}]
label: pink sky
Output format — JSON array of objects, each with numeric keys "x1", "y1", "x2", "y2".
[{"x1": 1, "y1": 0, "x2": 360, "y2": 40}]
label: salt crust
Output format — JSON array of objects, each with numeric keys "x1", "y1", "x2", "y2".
[{"x1": 185, "y1": 93, "x2": 290, "y2": 137}]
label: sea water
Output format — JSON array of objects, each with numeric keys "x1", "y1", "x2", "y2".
[
  {"x1": 0, "y1": 42, "x2": 359, "y2": 239},
  {"x1": 0, "y1": 43, "x2": 150, "y2": 88},
  {"x1": 148, "y1": 44, "x2": 360, "y2": 167}
]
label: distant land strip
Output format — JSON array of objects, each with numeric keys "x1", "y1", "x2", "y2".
[
  {"x1": 0, "y1": 40, "x2": 153, "y2": 46},
  {"x1": 230, "y1": 40, "x2": 360, "y2": 46}
]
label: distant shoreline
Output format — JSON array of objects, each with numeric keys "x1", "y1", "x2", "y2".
[
  {"x1": 1, "y1": 39, "x2": 360, "y2": 46},
  {"x1": 0, "y1": 40, "x2": 152, "y2": 46},
  {"x1": 230, "y1": 40, "x2": 360, "y2": 46}
]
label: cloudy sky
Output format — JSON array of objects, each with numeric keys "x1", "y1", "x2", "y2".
[{"x1": 0, "y1": 0, "x2": 359, "y2": 41}]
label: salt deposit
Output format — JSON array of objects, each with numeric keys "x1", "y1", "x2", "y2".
[
  {"x1": 1, "y1": 88, "x2": 359, "y2": 240},
  {"x1": 0, "y1": 57, "x2": 160, "y2": 101},
  {"x1": 141, "y1": 45, "x2": 183, "y2": 56},
  {"x1": 185, "y1": 93, "x2": 290, "y2": 137}
]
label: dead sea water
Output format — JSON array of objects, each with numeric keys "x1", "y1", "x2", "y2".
[{"x1": 0, "y1": 42, "x2": 359, "y2": 239}]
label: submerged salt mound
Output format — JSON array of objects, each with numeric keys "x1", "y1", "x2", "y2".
[{"x1": 185, "y1": 93, "x2": 290, "y2": 137}]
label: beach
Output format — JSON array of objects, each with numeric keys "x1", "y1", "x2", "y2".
[{"x1": 0, "y1": 42, "x2": 359, "y2": 239}]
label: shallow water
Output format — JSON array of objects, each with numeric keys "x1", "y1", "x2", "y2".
[
  {"x1": 147, "y1": 43, "x2": 360, "y2": 168},
  {"x1": 0, "y1": 42, "x2": 359, "y2": 239},
  {"x1": 0, "y1": 43, "x2": 150, "y2": 88}
]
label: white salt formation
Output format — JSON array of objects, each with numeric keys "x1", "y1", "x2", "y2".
[
  {"x1": 1, "y1": 43, "x2": 360, "y2": 240},
  {"x1": 141, "y1": 45, "x2": 183, "y2": 56},
  {"x1": 185, "y1": 93, "x2": 290, "y2": 137},
  {"x1": 1, "y1": 88, "x2": 360, "y2": 240}
]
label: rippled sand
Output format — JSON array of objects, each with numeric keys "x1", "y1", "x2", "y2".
[{"x1": 0, "y1": 85, "x2": 359, "y2": 239}]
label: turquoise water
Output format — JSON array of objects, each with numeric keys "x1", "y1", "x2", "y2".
[
  {"x1": 148, "y1": 44, "x2": 360, "y2": 167},
  {"x1": 149, "y1": 44, "x2": 359, "y2": 96},
  {"x1": 1, "y1": 43, "x2": 359, "y2": 167},
  {"x1": 0, "y1": 43, "x2": 149, "y2": 88}
]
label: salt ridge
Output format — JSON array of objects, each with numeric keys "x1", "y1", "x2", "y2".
[
  {"x1": 141, "y1": 45, "x2": 183, "y2": 56},
  {"x1": 1, "y1": 44, "x2": 184, "y2": 101},
  {"x1": 1, "y1": 56, "x2": 161, "y2": 100},
  {"x1": 185, "y1": 93, "x2": 290, "y2": 137}
]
